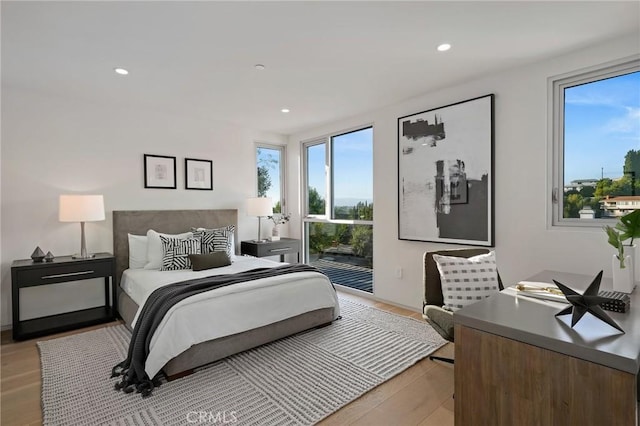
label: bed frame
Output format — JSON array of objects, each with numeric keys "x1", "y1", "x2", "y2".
[{"x1": 112, "y1": 209, "x2": 336, "y2": 379}]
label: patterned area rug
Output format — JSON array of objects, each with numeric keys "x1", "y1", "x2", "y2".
[{"x1": 38, "y1": 298, "x2": 446, "y2": 425}]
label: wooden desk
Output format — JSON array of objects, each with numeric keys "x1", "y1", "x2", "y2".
[{"x1": 453, "y1": 270, "x2": 639, "y2": 426}]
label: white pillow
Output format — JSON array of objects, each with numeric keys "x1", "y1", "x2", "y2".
[
  {"x1": 144, "y1": 229, "x2": 193, "y2": 270},
  {"x1": 432, "y1": 251, "x2": 499, "y2": 312},
  {"x1": 127, "y1": 234, "x2": 148, "y2": 269}
]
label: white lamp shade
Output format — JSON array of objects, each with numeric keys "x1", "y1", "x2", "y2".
[
  {"x1": 246, "y1": 197, "x2": 273, "y2": 217},
  {"x1": 59, "y1": 195, "x2": 105, "y2": 222}
]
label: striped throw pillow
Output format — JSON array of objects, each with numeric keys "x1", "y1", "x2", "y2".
[
  {"x1": 432, "y1": 251, "x2": 499, "y2": 312},
  {"x1": 192, "y1": 226, "x2": 235, "y2": 258},
  {"x1": 160, "y1": 236, "x2": 201, "y2": 271}
]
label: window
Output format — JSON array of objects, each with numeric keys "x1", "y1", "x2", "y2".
[
  {"x1": 302, "y1": 127, "x2": 374, "y2": 293},
  {"x1": 256, "y1": 143, "x2": 285, "y2": 213},
  {"x1": 551, "y1": 58, "x2": 640, "y2": 226}
]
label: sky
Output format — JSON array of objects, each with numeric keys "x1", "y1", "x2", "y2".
[
  {"x1": 307, "y1": 127, "x2": 373, "y2": 206},
  {"x1": 564, "y1": 70, "x2": 640, "y2": 184}
]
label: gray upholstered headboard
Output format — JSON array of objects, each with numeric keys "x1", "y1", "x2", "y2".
[{"x1": 112, "y1": 209, "x2": 238, "y2": 286}]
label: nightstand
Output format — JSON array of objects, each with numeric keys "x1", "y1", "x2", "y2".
[
  {"x1": 240, "y1": 238, "x2": 301, "y2": 262},
  {"x1": 11, "y1": 252, "x2": 117, "y2": 341}
]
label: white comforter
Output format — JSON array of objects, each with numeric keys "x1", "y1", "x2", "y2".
[{"x1": 120, "y1": 256, "x2": 340, "y2": 377}]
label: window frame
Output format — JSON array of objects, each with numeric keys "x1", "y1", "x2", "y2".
[
  {"x1": 255, "y1": 142, "x2": 287, "y2": 213},
  {"x1": 549, "y1": 56, "x2": 640, "y2": 228},
  {"x1": 301, "y1": 125, "x2": 374, "y2": 262}
]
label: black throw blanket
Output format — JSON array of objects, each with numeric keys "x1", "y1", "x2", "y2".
[{"x1": 112, "y1": 264, "x2": 326, "y2": 397}]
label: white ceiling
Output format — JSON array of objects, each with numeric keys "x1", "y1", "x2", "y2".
[{"x1": 2, "y1": 1, "x2": 639, "y2": 135}]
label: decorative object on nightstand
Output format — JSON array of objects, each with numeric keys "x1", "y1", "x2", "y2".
[
  {"x1": 246, "y1": 197, "x2": 273, "y2": 242},
  {"x1": 59, "y1": 194, "x2": 105, "y2": 259},
  {"x1": 44, "y1": 251, "x2": 55, "y2": 262},
  {"x1": 604, "y1": 209, "x2": 640, "y2": 293},
  {"x1": 30, "y1": 246, "x2": 45, "y2": 262},
  {"x1": 268, "y1": 213, "x2": 291, "y2": 241},
  {"x1": 553, "y1": 270, "x2": 624, "y2": 334}
]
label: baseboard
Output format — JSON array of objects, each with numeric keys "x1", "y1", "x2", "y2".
[{"x1": 335, "y1": 285, "x2": 421, "y2": 313}]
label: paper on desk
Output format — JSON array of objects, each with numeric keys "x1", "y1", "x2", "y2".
[{"x1": 513, "y1": 281, "x2": 569, "y2": 304}]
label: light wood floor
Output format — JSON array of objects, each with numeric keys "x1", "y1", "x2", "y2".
[{"x1": 0, "y1": 291, "x2": 454, "y2": 426}]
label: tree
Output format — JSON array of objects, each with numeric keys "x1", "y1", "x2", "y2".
[
  {"x1": 308, "y1": 187, "x2": 325, "y2": 214},
  {"x1": 624, "y1": 149, "x2": 640, "y2": 180},
  {"x1": 563, "y1": 193, "x2": 584, "y2": 218},
  {"x1": 257, "y1": 165, "x2": 271, "y2": 197},
  {"x1": 351, "y1": 225, "x2": 373, "y2": 266},
  {"x1": 257, "y1": 148, "x2": 279, "y2": 197},
  {"x1": 308, "y1": 222, "x2": 333, "y2": 257}
]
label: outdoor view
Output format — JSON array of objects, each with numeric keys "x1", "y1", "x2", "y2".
[
  {"x1": 305, "y1": 128, "x2": 374, "y2": 292},
  {"x1": 257, "y1": 145, "x2": 283, "y2": 213},
  {"x1": 563, "y1": 70, "x2": 640, "y2": 219}
]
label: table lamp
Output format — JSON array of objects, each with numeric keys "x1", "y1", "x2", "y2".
[
  {"x1": 59, "y1": 194, "x2": 105, "y2": 258},
  {"x1": 246, "y1": 197, "x2": 273, "y2": 242}
]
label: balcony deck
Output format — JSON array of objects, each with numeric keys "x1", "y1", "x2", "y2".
[{"x1": 310, "y1": 258, "x2": 373, "y2": 293}]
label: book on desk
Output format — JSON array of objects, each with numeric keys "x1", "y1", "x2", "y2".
[{"x1": 514, "y1": 281, "x2": 631, "y2": 313}]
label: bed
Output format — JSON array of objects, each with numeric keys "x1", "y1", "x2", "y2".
[{"x1": 113, "y1": 209, "x2": 340, "y2": 379}]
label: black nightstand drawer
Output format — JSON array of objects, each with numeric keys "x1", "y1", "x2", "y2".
[
  {"x1": 11, "y1": 253, "x2": 116, "y2": 340},
  {"x1": 241, "y1": 238, "x2": 300, "y2": 262},
  {"x1": 14, "y1": 259, "x2": 113, "y2": 287}
]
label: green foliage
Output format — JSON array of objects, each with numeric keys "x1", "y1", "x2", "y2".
[
  {"x1": 334, "y1": 224, "x2": 351, "y2": 245},
  {"x1": 257, "y1": 148, "x2": 279, "y2": 198},
  {"x1": 624, "y1": 150, "x2": 640, "y2": 180},
  {"x1": 563, "y1": 193, "x2": 584, "y2": 218},
  {"x1": 605, "y1": 225, "x2": 626, "y2": 268},
  {"x1": 308, "y1": 222, "x2": 333, "y2": 256},
  {"x1": 615, "y1": 209, "x2": 640, "y2": 245},
  {"x1": 273, "y1": 200, "x2": 281, "y2": 214},
  {"x1": 579, "y1": 186, "x2": 595, "y2": 198},
  {"x1": 257, "y1": 165, "x2": 271, "y2": 197},
  {"x1": 308, "y1": 187, "x2": 325, "y2": 214},
  {"x1": 350, "y1": 225, "x2": 373, "y2": 265}
]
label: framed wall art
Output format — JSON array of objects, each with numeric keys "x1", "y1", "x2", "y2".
[
  {"x1": 398, "y1": 94, "x2": 494, "y2": 246},
  {"x1": 185, "y1": 158, "x2": 213, "y2": 190},
  {"x1": 144, "y1": 154, "x2": 177, "y2": 189}
]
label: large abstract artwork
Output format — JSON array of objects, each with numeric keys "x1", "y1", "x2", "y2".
[{"x1": 398, "y1": 94, "x2": 494, "y2": 246}]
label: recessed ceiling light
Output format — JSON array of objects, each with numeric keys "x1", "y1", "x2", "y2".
[
  {"x1": 281, "y1": 108, "x2": 290, "y2": 113},
  {"x1": 255, "y1": 64, "x2": 266, "y2": 70},
  {"x1": 114, "y1": 67, "x2": 129, "y2": 75},
  {"x1": 437, "y1": 43, "x2": 451, "y2": 52}
]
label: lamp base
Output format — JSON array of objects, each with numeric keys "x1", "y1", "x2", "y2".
[{"x1": 71, "y1": 253, "x2": 96, "y2": 259}]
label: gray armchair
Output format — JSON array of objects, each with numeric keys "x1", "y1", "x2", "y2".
[{"x1": 422, "y1": 248, "x2": 503, "y2": 363}]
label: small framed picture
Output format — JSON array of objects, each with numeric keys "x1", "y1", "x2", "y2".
[
  {"x1": 144, "y1": 154, "x2": 177, "y2": 189},
  {"x1": 185, "y1": 158, "x2": 213, "y2": 190}
]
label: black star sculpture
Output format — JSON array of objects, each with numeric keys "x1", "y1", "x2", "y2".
[{"x1": 553, "y1": 270, "x2": 624, "y2": 334}]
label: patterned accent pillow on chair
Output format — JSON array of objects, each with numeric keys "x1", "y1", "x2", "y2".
[
  {"x1": 160, "y1": 236, "x2": 201, "y2": 271},
  {"x1": 192, "y1": 226, "x2": 235, "y2": 258},
  {"x1": 432, "y1": 251, "x2": 499, "y2": 312}
]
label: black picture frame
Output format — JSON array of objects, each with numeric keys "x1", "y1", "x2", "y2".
[
  {"x1": 144, "y1": 154, "x2": 177, "y2": 189},
  {"x1": 397, "y1": 94, "x2": 495, "y2": 246},
  {"x1": 185, "y1": 158, "x2": 213, "y2": 190}
]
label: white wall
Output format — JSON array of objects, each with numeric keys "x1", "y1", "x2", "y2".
[
  {"x1": 1, "y1": 87, "x2": 286, "y2": 327},
  {"x1": 287, "y1": 35, "x2": 640, "y2": 311}
]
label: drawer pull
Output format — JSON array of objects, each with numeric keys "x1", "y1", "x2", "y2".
[
  {"x1": 268, "y1": 247, "x2": 291, "y2": 253},
  {"x1": 41, "y1": 270, "x2": 95, "y2": 279}
]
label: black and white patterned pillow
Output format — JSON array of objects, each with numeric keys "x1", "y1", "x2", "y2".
[
  {"x1": 192, "y1": 225, "x2": 235, "y2": 258},
  {"x1": 160, "y1": 236, "x2": 201, "y2": 271},
  {"x1": 433, "y1": 251, "x2": 499, "y2": 312}
]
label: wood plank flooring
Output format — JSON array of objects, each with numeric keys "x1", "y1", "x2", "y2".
[{"x1": 0, "y1": 291, "x2": 454, "y2": 426}]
